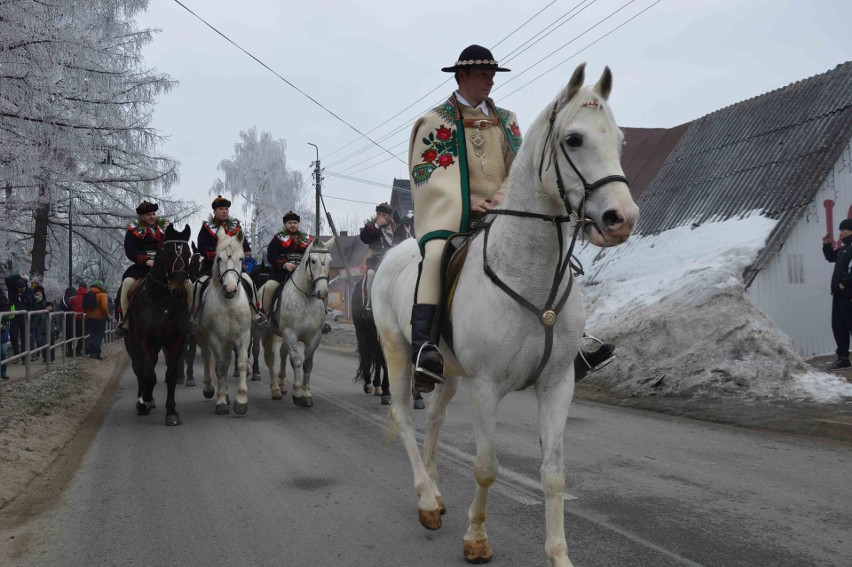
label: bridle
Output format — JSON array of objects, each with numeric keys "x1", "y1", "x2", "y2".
[
  {"x1": 289, "y1": 249, "x2": 331, "y2": 298},
  {"x1": 216, "y1": 254, "x2": 243, "y2": 296},
  {"x1": 147, "y1": 240, "x2": 191, "y2": 289},
  {"x1": 479, "y1": 99, "x2": 629, "y2": 390}
]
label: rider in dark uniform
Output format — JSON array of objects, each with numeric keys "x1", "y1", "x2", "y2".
[
  {"x1": 261, "y1": 211, "x2": 314, "y2": 314},
  {"x1": 116, "y1": 201, "x2": 193, "y2": 337},
  {"x1": 359, "y1": 202, "x2": 410, "y2": 312},
  {"x1": 195, "y1": 195, "x2": 268, "y2": 328}
]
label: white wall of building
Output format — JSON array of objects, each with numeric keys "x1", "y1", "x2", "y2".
[{"x1": 749, "y1": 140, "x2": 852, "y2": 357}]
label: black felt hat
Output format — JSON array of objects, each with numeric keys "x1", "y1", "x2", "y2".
[
  {"x1": 212, "y1": 195, "x2": 231, "y2": 209},
  {"x1": 283, "y1": 211, "x2": 300, "y2": 223},
  {"x1": 840, "y1": 218, "x2": 852, "y2": 231},
  {"x1": 441, "y1": 45, "x2": 510, "y2": 73},
  {"x1": 136, "y1": 200, "x2": 158, "y2": 215}
]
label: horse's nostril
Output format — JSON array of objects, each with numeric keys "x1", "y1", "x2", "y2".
[{"x1": 602, "y1": 209, "x2": 624, "y2": 227}]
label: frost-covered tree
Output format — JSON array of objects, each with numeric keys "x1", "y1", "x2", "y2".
[
  {"x1": 211, "y1": 127, "x2": 309, "y2": 259},
  {"x1": 0, "y1": 0, "x2": 198, "y2": 287}
]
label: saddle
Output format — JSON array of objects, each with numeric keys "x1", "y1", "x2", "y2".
[{"x1": 436, "y1": 230, "x2": 479, "y2": 353}]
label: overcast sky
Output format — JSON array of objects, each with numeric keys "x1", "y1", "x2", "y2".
[{"x1": 137, "y1": 0, "x2": 850, "y2": 236}]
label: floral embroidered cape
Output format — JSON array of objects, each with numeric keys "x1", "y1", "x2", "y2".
[{"x1": 408, "y1": 94, "x2": 521, "y2": 248}]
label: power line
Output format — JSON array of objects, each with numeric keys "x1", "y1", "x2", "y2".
[
  {"x1": 498, "y1": 0, "x2": 665, "y2": 100},
  {"x1": 171, "y1": 0, "x2": 404, "y2": 165}
]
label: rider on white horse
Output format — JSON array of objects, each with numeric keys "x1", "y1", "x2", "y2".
[
  {"x1": 115, "y1": 201, "x2": 194, "y2": 338},
  {"x1": 193, "y1": 195, "x2": 268, "y2": 329},
  {"x1": 407, "y1": 44, "x2": 615, "y2": 393},
  {"x1": 261, "y1": 211, "x2": 313, "y2": 317},
  {"x1": 359, "y1": 202, "x2": 409, "y2": 313}
]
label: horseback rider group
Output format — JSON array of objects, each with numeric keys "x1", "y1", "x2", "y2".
[{"x1": 114, "y1": 47, "x2": 615, "y2": 388}]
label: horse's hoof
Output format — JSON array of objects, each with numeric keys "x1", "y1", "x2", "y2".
[
  {"x1": 165, "y1": 414, "x2": 182, "y2": 426},
  {"x1": 418, "y1": 508, "x2": 442, "y2": 530},
  {"x1": 176, "y1": 375, "x2": 185, "y2": 385},
  {"x1": 215, "y1": 403, "x2": 229, "y2": 415},
  {"x1": 234, "y1": 401, "x2": 248, "y2": 415},
  {"x1": 271, "y1": 390, "x2": 283, "y2": 401},
  {"x1": 381, "y1": 394, "x2": 391, "y2": 406},
  {"x1": 185, "y1": 377, "x2": 196, "y2": 387},
  {"x1": 232, "y1": 370, "x2": 239, "y2": 378},
  {"x1": 293, "y1": 395, "x2": 313, "y2": 408},
  {"x1": 463, "y1": 538, "x2": 493, "y2": 564},
  {"x1": 374, "y1": 387, "x2": 383, "y2": 396},
  {"x1": 136, "y1": 402, "x2": 150, "y2": 416},
  {"x1": 364, "y1": 384, "x2": 374, "y2": 394},
  {"x1": 413, "y1": 398, "x2": 425, "y2": 410},
  {"x1": 251, "y1": 372, "x2": 261, "y2": 381},
  {"x1": 202, "y1": 388, "x2": 214, "y2": 399},
  {"x1": 437, "y1": 496, "x2": 446, "y2": 514}
]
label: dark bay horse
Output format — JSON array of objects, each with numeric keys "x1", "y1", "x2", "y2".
[
  {"x1": 352, "y1": 280, "x2": 424, "y2": 409},
  {"x1": 125, "y1": 224, "x2": 193, "y2": 426}
]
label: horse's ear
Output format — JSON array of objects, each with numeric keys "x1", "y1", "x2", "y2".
[
  {"x1": 179, "y1": 224, "x2": 191, "y2": 241},
  {"x1": 323, "y1": 237, "x2": 335, "y2": 250},
  {"x1": 236, "y1": 230, "x2": 244, "y2": 243},
  {"x1": 593, "y1": 66, "x2": 612, "y2": 100},
  {"x1": 565, "y1": 63, "x2": 586, "y2": 104}
]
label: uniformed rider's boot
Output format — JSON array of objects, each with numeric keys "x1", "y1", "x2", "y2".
[
  {"x1": 574, "y1": 336, "x2": 615, "y2": 383},
  {"x1": 115, "y1": 316, "x2": 129, "y2": 339},
  {"x1": 253, "y1": 307, "x2": 269, "y2": 330},
  {"x1": 411, "y1": 304, "x2": 444, "y2": 393}
]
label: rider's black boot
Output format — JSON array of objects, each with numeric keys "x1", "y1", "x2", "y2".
[
  {"x1": 115, "y1": 317, "x2": 129, "y2": 338},
  {"x1": 574, "y1": 341, "x2": 616, "y2": 383},
  {"x1": 411, "y1": 304, "x2": 444, "y2": 393}
]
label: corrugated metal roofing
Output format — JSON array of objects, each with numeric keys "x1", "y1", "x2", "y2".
[
  {"x1": 632, "y1": 62, "x2": 852, "y2": 285},
  {"x1": 621, "y1": 125, "x2": 690, "y2": 199}
]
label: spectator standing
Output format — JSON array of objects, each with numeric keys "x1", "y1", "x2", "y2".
[
  {"x1": 84, "y1": 281, "x2": 109, "y2": 359},
  {"x1": 822, "y1": 217, "x2": 852, "y2": 369},
  {"x1": 1, "y1": 286, "x2": 10, "y2": 379},
  {"x1": 31, "y1": 284, "x2": 47, "y2": 360},
  {"x1": 68, "y1": 283, "x2": 88, "y2": 356},
  {"x1": 4, "y1": 275, "x2": 35, "y2": 360}
]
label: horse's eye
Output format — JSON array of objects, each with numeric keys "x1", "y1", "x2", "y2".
[{"x1": 565, "y1": 133, "x2": 583, "y2": 148}]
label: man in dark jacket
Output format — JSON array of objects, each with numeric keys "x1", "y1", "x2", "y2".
[
  {"x1": 359, "y1": 202, "x2": 409, "y2": 312},
  {"x1": 4, "y1": 275, "x2": 35, "y2": 359},
  {"x1": 822, "y1": 217, "x2": 852, "y2": 369}
]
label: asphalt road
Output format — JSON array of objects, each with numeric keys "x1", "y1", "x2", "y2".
[{"x1": 10, "y1": 347, "x2": 852, "y2": 567}]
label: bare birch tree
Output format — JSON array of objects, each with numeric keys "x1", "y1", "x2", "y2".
[{"x1": 211, "y1": 127, "x2": 309, "y2": 262}]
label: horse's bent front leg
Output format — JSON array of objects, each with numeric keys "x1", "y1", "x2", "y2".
[
  {"x1": 294, "y1": 332, "x2": 321, "y2": 408},
  {"x1": 384, "y1": 335, "x2": 442, "y2": 529},
  {"x1": 463, "y1": 381, "x2": 501, "y2": 563},
  {"x1": 536, "y1": 375, "x2": 576, "y2": 567},
  {"x1": 233, "y1": 333, "x2": 250, "y2": 414},
  {"x1": 213, "y1": 345, "x2": 231, "y2": 415},
  {"x1": 422, "y1": 375, "x2": 459, "y2": 515},
  {"x1": 262, "y1": 333, "x2": 284, "y2": 400}
]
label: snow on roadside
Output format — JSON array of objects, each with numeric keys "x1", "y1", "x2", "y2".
[{"x1": 575, "y1": 213, "x2": 852, "y2": 402}]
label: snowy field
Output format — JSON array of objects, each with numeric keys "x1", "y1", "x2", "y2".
[{"x1": 575, "y1": 214, "x2": 852, "y2": 402}]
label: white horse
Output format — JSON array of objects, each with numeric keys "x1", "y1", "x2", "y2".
[
  {"x1": 372, "y1": 64, "x2": 639, "y2": 566},
  {"x1": 259, "y1": 238, "x2": 334, "y2": 406},
  {"x1": 197, "y1": 227, "x2": 252, "y2": 415}
]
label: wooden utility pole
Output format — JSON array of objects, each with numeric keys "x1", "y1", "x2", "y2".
[{"x1": 308, "y1": 143, "x2": 321, "y2": 237}]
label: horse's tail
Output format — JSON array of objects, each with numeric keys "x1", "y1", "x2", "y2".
[{"x1": 352, "y1": 283, "x2": 382, "y2": 385}]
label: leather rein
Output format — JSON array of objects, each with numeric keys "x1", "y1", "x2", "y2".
[{"x1": 478, "y1": 100, "x2": 629, "y2": 390}]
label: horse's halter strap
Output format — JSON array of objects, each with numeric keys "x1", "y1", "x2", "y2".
[
  {"x1": 216, "y1": 255, "x2": 242, "y2": 291},
  {"x1": 147, "y1": 240, "x2": 190, "y2": 290},
  {"x1": 480, "y1": 100, "x2": 628, "y2": 391},
  {"x1": 289, "y1": 250, "x2": 330, "y2": 298}
]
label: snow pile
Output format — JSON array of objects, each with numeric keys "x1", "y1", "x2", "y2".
[{"x1": 576, "y1": 214, "x2": 852, "y2": 402}]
